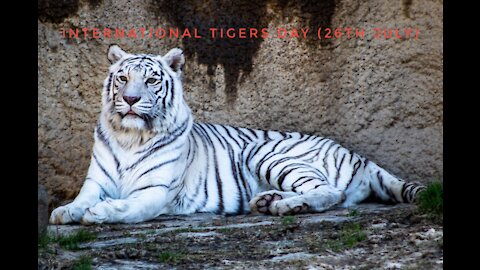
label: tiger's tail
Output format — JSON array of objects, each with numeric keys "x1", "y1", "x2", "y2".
[{"x1": 365, "y1": 161, "x2": 425, "y2": 203}]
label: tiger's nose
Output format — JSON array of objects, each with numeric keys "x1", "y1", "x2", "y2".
[{"x1": 123, "y1": 96, "x2": 140, "y2": 105}]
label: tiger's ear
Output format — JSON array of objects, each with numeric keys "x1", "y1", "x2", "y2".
[
  {"x1": 107, "y1": 45, "x2": 127, "y2": 64},
  {"x1": 163, "y1": 48, "x2": 185, "y2": 73}
]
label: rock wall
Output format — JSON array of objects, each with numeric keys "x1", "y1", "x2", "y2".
[{"x1": 38, "y1": 0, "x2": 443, "y2": 208}]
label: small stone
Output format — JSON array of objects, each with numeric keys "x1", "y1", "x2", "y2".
[{"x1": 371, "y1": 222, "x2": 387, "y2": 229}]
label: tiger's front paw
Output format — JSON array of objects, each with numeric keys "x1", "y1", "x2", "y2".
[
  {"x1": 81, "y1": 208, "x2": 107, "y2": 225},
  {"x1": 81, "y1": 199, "x2": 128, "y2": 225},
  {"x1": 49, "y1": 204, "x2": 86, "y2": 224}
]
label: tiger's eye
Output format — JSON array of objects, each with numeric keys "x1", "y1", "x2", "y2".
[
  {"x1": 119, "y1": 76, "x2": 128, "y2": 82},
  {"x1": 146, "y1": 78, "x2": 158, "y2": 84}
]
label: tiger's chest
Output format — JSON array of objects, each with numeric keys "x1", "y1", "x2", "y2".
[{"x1": 105, "y1": 141, "x2": 185, "y2": 198}]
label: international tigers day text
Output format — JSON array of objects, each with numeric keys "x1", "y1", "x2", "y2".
[{"x1": 61, "y1": 27, "x2": 421, "y2": 40}]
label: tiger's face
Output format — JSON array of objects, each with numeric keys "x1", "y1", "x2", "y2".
[{"x1": 102, "y1": 45, "x2": 186, "y2": 133}]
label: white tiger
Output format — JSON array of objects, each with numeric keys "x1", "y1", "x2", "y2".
[{"x1": 50, "y1": 45, "x2": 425, "y2": 224}]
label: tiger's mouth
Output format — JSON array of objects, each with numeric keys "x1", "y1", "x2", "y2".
[
  {"x1": 119, "y1": 110, "x2": 143, "y2": 120},
  {"x1": 126, "y1": 109, "x2": 138, "y2": 116}
]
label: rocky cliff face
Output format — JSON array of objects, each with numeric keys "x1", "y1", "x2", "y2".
[{"x1": 38, "y1": 0, "x2": 443, "y2": 208}]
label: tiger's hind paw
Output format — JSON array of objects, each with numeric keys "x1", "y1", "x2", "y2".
[
  {"x1": 249, "y1": 190, "x2": 297, "y2": 215},
  {"x1": 269, "y1": 198, "x2": 309, "y2": 216}
]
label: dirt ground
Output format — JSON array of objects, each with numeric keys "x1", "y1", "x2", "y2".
[{"x1": 38, "y1": 203, "x2": 443, "y2": 269}]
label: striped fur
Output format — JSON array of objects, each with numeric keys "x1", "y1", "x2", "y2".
[{"x1": 49, "y1": 45, "x2": 425, "y2": 224}]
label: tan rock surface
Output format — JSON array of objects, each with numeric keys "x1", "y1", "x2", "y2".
[{"x1": 38, "y1": 0, "x2": 443, "y2": 208}]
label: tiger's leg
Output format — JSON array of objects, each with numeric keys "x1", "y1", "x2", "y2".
[
  {"x1": 267, "y1": 186, "x2": 344, "y2": 216},
  {"x1": 249, "y1": 165, "x2": 345, "y2": 216},
  {"x1": 250, "y1": 184, "x2": 344, "y2": 216},
  {"x1": 81, "y1": 186, "x2": 169, "y2": 224},
  {"x1": 50, "y1": 179, "x2": 105, "y2": 224}
]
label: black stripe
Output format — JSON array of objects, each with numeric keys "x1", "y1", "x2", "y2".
[
  {"x1": 401, "y1": 183, "x2": 409, "y2": 202},
  {"x1": 205, "y1": 123, "x2": 244, "y2": 214},
  {"x1": 199, "y1": 173, "x2": 209, "y2": 211},
  {"x1": 332, "y1": 145, "x2": 341, "y2": 169},
  {"x1": 292, "y1": 177, "x2": 314, "y2": 192},
  {"x1": 269, "y1": 162, "x2": 310, "y2": 189},
  {"x1": 181, "y1": 137, "x2": 202, "y2": 208},
  {"x1": 228, "y1": 146, "x2": 244, "y2": 214},
  {"x1": 264, "y1": 147, "x2": 322, "y2": 184},
  {"x1": 194, "y1": 124, "x2": 224, "y2": 213},
  {"x1": 135, "y1": 120, "x2": 189, "y2": 154},
  {"x1": 137, "y1": 157, "x2": 180, "y2": 179},
  {"x1": 192, "y1": 128, "x2": 210, "y2": 212},
  {"x1": 245, "y1": 142, "x2": 265, "y2": 165},
  {"x1": 322, "y1": 142, "x2": 336, "y2": 177},
  {"x1": 184, "y1": 136, "x2": 196, "y2": 173},
  {"x1": 96, "y1": 125, "x2": 120, "y2": 173},
  {"x1": 221, "y1": 125, "x2": 242, "y2": 148},
  {"x1": 129, "y1": 184, "x2": 169, "y2": 195},
  {"x1": 304, "y1": 138, "x2": 331, "y2": 163},
  {"x1": 93, "y1": 152, "x2": 117, "y2": 189},
  {"x1": 377, "y1": 171, "x2": 385, "y2": 190},
  {"x1": 170, "y1": 77, "x2": 175, "y2": 106},
  {"x1": 154, "y1": 87, "x2": 163, "y2": 95},
  {"x1": 162, "y1": 84, "x2": 168, "y2": 109},
  {"x1": 254, "y1": 140, "x2": 286, "y2": 180},
  {"x1": 313, "y1": 184, "x2": 325, "y2": 189},
  {"x1": 236, "y1": 160, "x2": 251, "y2": 202},
  {"x1": 118, "y1": 56, "x2": 145, "y2": 68},
  {"x1": 155, "y1": 94, "x2": 162, "y2": 105},
  {"x1": 239, "y1": 144, "x2": 253, "y2": 200},
  {"x1": 345, "y1": 159, "x2": 362, "y2": 189},
  {"x1": 276, "y1": 165, "x2": 306, "y2": 191},
  {"x1": 233, "y1": 126, "x2": 255, "y2": 142},
  {"x1": 244, "y1": 128, "x2": 259, "y2": 140},
  {"x1": 292, "y1": 176, "x2": 312, "y2": 188},
  {"x1": 162, "y1": 75, "x2": 173, "y2": 109},
  {"x1": 168, "y1": 178, "x2": 182, "y2": 191},
  {"x1": 194, "y1": 124, "x2": 215, "y2": 146},
  {"x1": 204, "y1": 124, "x2": 227, "y2": 149},
  {"x1": 212, "y1": 146, "x2": 224, "y2": 214},
  {"x1": 377, "y1": 171, "x2": 397, "y2": 202},
  {"x1": 278, "y1": 134, "x2": 311, "y2": 154},
  {"x1": 129, "y1": 118, "x2": 190, "y2": 170},
  {"x1": 105, "y1": 72, "x2": 113, "y2": 95},
  {"x1": 401, "y1": 182, "x2": 417, "y2": 202},
  {"x1": 334, "y1": 152, "x2": 347, "y2": 187},
  {"x1": 263, "y1": 130, "x2": 270, "y2": 140},
  {"x1": 183, "y1": 175, "x2": 203, "y2": 209}
]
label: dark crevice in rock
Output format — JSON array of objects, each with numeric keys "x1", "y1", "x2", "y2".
[
  {"x1": 153, "y1": 0, "x2": 339, "y2": 103},
  {"x1": 402, "y1": 0, "x2": 413, "y2": 18},
  {"x1": 38, "y1": 0, "x2": 103, "y2": 23},
  {"x1": 38, "y1": 0, "x2": 80, "y2": 23}
]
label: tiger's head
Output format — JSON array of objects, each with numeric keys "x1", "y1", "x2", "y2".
[{"x1": 101, "y1": 45, "x2": 191, "y2": 144}]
